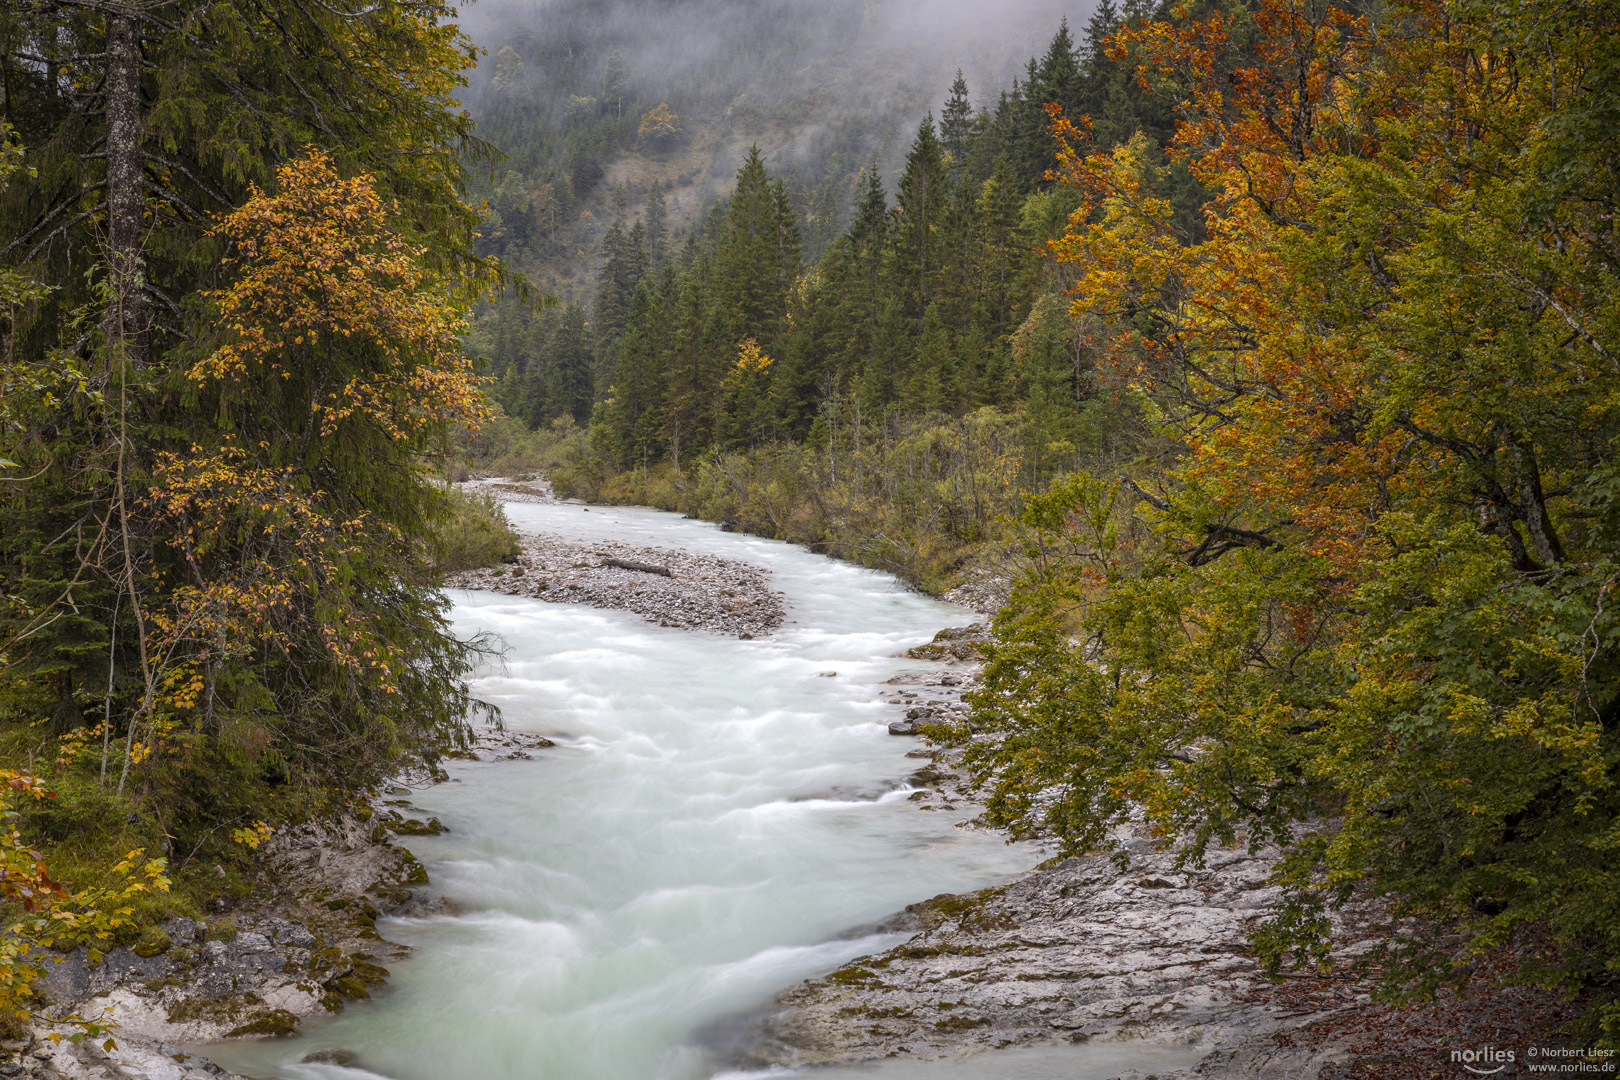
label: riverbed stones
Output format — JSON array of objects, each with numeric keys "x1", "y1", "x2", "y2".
[
  {"x1": 459, "y1": 476, "x2": 556, "y2": 504},
  {"x1": 446, "y1": 531, "x2": 785, "y2": 638},
  {"x1": 901, "y1": 623, "x2": 991, "y2": 662}
]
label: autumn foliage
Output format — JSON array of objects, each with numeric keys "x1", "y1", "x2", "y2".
[
  {"x1": 962, "y1": 0, "x2": 1620, "y2": 1038},
  {"x1": 195, "y1": 150, "x2": 486, "y2": 443}
]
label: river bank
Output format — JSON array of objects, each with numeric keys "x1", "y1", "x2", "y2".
[{"x1": 12, "y1": 726, "x2": 549, "y2": 1080}]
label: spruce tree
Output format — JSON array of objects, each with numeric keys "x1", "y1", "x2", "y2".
[
  {"x1": 892, "y1": 116, "x2": 949, "y2": 327},
  {"x1": 940, "y1": 71, "x2": 974, "y2": 172},
  {"x1": 645, "y1": 181, "x2": 670, "y2": 269},
  {"x1": 715, "y1": 147, "x2": 801, "y2": 345}
]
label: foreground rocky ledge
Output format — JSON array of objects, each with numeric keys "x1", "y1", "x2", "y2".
[
  {"x1": 738, "y1": 824, "x2": 1382, "y2": 1076},
  {"x1": 445, "y1": 530, "x2": 785, "y2": 638}
]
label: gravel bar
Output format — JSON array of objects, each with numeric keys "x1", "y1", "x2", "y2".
[{"x1": 445, "y1": 531, "x2": 785, "y2": 638}]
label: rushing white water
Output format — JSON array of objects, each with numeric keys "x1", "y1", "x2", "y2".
[{"x1": 206, "y1": 504, "x2": 1199, "y2": 1080}]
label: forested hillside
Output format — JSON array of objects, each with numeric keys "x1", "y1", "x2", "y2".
[
  {"x1": 460, "y1": 0, "x2": 1077, "y2": 299},
  {"x1": 471, "y1": 3, "x2": 1199, "y2": 587}
]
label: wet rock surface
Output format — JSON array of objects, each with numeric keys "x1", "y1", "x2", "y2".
[
  {"x1": 763, "y1": 622, "x2": 1402, "y2": 1080},
  {"x1": 899, "y1": 623, "x2": 991, "y2": 663},
  {"x1": 445, "y1": 530, "x2": 785, "y2": 638},
  {"x1": 739, "y1": 827, "x2": 1382, "y2": 1074},
  {"x1": 21, "y1": 815, "x2": 415, "y2": 1078}
]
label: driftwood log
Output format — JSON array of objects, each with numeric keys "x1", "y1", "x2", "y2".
[{"x1": 602, "y1": 557, "x2": 673, "y2": 577}]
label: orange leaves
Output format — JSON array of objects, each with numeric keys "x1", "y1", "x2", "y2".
[
  {"x1": 138, "y1": 448, "x2": 400, "y2": 696},
  {"x1": 193, "y1": 150, "x2": 487, "y2": 443},
  {"x1": 0, "y1": 771, "x2": 67, "y2": 915},
  {"x1": 1109, "y1": 0, "x2": 1370, "y2": 200}
]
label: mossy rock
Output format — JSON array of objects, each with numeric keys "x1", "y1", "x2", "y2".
[
  {"x1": 167, "y1": 992, "x2": 262, "y2": 1025},
  {"x1": 386, "y1": 817, "x2": 445, "y2": 836},
  {"x1": 933, "y1": 1014, "x2": 990, "y2": 1031},
  {"x1": 908, "y1": 887, "x2": 1013, "y2": 932},
  {"x1": 825, "y1": 965, "x2": 881, "y2": 986},
  {"x1": 330, "y1": 976, "x2": 371, "y2": 1000},
  {"x1": 132, "y1": 927, "x2": 172, "y2": 958},
  {"x1": 396, "y1": 851, "x2": 430, "y2": 886},
  {"x1": 227, "y1": 1009, "x2": 300, "y2": 1038}
]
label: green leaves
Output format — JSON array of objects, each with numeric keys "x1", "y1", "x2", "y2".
[{"x1": 965, "y1": 0, "x2": 1620, "y2": 1027}]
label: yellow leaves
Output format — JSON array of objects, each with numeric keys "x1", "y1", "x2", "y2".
[
  {"x1": 53, "y1": 724, "x2": 105, "y2": 769},
  {"x1": 734, "y1": 338, "x2": 773, "y2": 375},
  {"x1": 0, "y1": 774, "x2": 168, "y2": 1039},
  {"x1": 230, "y1": 822, "x2": 274, "y2": 850},
  {"x1": 638, "y1": 102, "x2": 682, "y2": 140},
  {"x1": 137, "y1": 449, "x2": 404, "y2": 696}
]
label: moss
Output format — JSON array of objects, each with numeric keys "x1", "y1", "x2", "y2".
[
  {"x1": 386, "y1": 817, "x2": 445, "y2": 836},
  {"x1": 324, "y1": 954, "x2": 390, "y2": 1001},
  {"x1": 373, "y1": 886, "x2": 413, "y2": 907},
  {"x1": 330, "y1": 976, "x2": 371, "y2": 999},
  {"x1": 910, "y1": 887, "x2": 1014, "y2": 932},
  {"x1": 226, "y1": 1009, "x2": 299, "y2": 1038},
  {"x1": 132, "y1": 926, "x2": 172, "y2": 958},
  {"x1": 396, "y1": 851, "x2": 430, "y2": 886},
  {"x1": 350, "y1": 958, "x2": 390, "y2": 985},
  {"x1": 933, "y1": 1015, "x2": 990, "y2": 1031},
  {"x1": 167, "y1": 992, "x2": 262, "y2": 1025},
  {"x1": 826, "y1": 965, "x2": 881, "y2": 986},
  {"x1": 896, "y1": 944, "x2": 944, "y2": 960}
]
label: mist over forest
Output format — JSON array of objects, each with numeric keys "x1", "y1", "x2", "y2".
[{"x1": 458, "y1": 0, "x2": 1091, "y2": 294}]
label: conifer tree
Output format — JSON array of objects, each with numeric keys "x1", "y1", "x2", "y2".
[
  {"x1": 892, "y1": 117, "x2": 949, "y2": 326},
  {"x1": 715, "y1": 147, "x2": 801, "y2": 345},
  {"x1": 1033, "y1": 18, "x2": 1083, "y2": 118},
  {"x1": 940, "y1": 71, "x2": 974, "y2": 173},
  {"x1": 645, "y1": 181, "x2": 670, "y2": 269}
]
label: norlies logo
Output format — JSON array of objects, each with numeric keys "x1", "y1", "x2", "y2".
[{"x1": 1454, "y1": 1046, "x2": 1516, "y2": 1074}]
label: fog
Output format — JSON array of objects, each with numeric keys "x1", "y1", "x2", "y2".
[{"x1": 456, "y1": 0, "x2": 1095, "y2": 186}]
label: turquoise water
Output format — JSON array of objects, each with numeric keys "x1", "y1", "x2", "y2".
[{"x1": 204, "y1": 504, "x2": 1197, "y2": 1080}]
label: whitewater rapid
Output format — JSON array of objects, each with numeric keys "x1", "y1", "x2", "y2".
[{"x1": 204, "y1": 503, "x2": 1200, "y2": 1080}]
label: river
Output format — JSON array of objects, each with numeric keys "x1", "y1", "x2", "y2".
[{"x1": 206, "y1": 503, "x2": 1204, "y2": 1080}]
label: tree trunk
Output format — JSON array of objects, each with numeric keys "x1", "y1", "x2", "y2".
[{"x1": 103, "y1": 10, "x2": 147, "y2": 366}]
